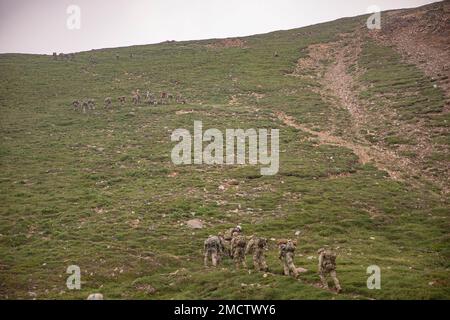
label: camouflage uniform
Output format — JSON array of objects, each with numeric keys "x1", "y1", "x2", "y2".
[
  {"x1": 223, "y1": 226, "x2": 242, "y2": 257},
  {"x1": 246, "y1": 237, "x2": 269, "y2": 271},
  {"x1": 231, "y1": 235, "x2": 247, "y2": 269},
  {"x1": 278, "y1": 240, "x2": 298, "y2": 278},
  {"x1": 318, "y1": 248, "x2": 342, "y2": 292},
  {"x1": 204, "y1": 235, "x2": 225, "y2": 267}
]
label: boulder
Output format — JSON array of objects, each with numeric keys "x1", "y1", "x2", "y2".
[
  {"x1": 87, "y1": 293, "x2": 103, "y2": 300},
  {"x1": 186, "y1": 219, "x2": 203, "y2": 229}
]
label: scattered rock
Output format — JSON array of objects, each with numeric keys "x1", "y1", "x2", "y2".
[
  {"x1": 87, "y1": 293, "x2": 104, "y2": 300},
  {"x1": 169, "y1": 268, "x2": 189, "y2": 276},
  {"x1": 186, "y1": 219, "x2": 203, "y2": 229},
  {"x1": 136, "y1": 284, "x2": 157, "y2": 295}
]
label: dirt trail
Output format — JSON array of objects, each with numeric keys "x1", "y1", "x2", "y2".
[
  {"x1": 323, "y1": 38, "x2": 366, "y2": 129},
  {"x1": 286, "y1": 33, "x2": 440, "y2": 186},
  {"x1": 331, "y1": 34, "x2": 447, "y2": 192},
  {"x1": 276, "y1": 111, "x2": 402, "y2": 179}
]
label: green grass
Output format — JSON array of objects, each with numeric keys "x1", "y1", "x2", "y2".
[{"x1": 0, "y1": 14, "x2": 448, "y2": 300}]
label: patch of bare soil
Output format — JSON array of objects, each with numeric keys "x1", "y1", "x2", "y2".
[
  {"x1": 293, "y1": 43, "x2": 332, "y2": 72},
  {"x1": 229, "y1": 94, "x2": 239, "y2": 106},
  {"x1": 175, "y1": 109, "x2": 211, "y2": 116},
  {"x1": 228, "y1": 92, "x2": 265, "y2": 105},
  {"x1": 286, "y1": 32, "x2": 448, "y2": 192},
  {"x1": 207, "y1": 38, "x2": 247, "y2": 49},
  {"x1": 276, "y1": 111, "x2": 403, "y2": 180},
  {"x1": 369, "y1": 1, "x2": 450, "y2": 106}
]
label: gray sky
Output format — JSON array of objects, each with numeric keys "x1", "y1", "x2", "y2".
[{"x1": 0, "y1": 0, "x2": 441, "y2": 54}]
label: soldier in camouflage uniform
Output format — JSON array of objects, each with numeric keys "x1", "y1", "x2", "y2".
[
  {"x1": 278, "y1": 240, "x2": 298, "y2": 278},
  {"x1": 318, "y1": 248, "x2": 342, "y2": 293},
  {"x1": 231, "y1": 234, "x2": 247, "y2": 269},
  {"x1": 203, "y1": 234, "x2": 226, "y2": 267},
  {"x1": 246, "y1": 236, "x2": 269, "y2": 272},
  {"x1": 223, "y1": 225, "x2": 242, "y2": 257},
  {"x1": 224, "y1": 225, "x2": 242, "y2": 241}
]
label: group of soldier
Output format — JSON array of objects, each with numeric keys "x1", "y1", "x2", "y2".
[
  {"x1": 71, "y1": 98, "x2": 95, "y2": 113},
  {"x1": 128, "y1": 89, "x2": 187, "y2": 106},
  {"x1": 71, "y1": 89, "x2": 187, "y2": 113},
  {"x1": 204, "y1": 225, "x2": 342, "y2": 293},
  {"x1": 53, "y1": 52, "x2": 75, "y2": 61}
]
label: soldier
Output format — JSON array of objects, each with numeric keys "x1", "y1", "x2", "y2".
[
  {"x1": 176, "y1": 94, "x2": 186, "y2": 104},
  {"x1": 231, "y1": 234, "x2": 247, "y2": 269},
  {"x1": 104, "y1": 97, "x2": 112, "y2": 109},
  {"x1": 246, "y1": 236, "x2": 269, "y2": 272},
  {"x1": 144, "y1": 91, "x2": 155, "y2": 105},
  {"x1": 132, "y1": 90, "x2": 141, "y2": 105},
  {"x1": 222, "y1": 225, "x2": 242, "y2": 258},
  {"x1": 118, "y1": 96, "x2": 126, "y2": 104},
  {"x1": 81, "y1": 100, "x2": 89, "y2": 113},
  {"x1": 278, "y1": 240, "x2": 298, "y2": 278},
  {"x1": 72, "y1": 100, "x2": 80, "y2": 110},
  {"x1": 204, "y1": 234, "x2": 226, "y2": 267},
  {"x1": 318, "y1": 248, "x2": 342, "y2": 293},
  {"x1": 87, "y1": 98, "x2": 95, "y2": 110}
]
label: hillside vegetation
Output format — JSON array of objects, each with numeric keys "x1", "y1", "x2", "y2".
[{"x1": 0, "y1": 2, "x2": 448, "y2": 299}]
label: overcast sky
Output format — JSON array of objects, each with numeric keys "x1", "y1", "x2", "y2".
[{"x1": 0, "y1": 0, "x2": 441, "y2": 54}]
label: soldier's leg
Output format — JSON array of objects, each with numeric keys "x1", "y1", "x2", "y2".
[
  {"x1": 253, "y1": 253, "x2": 259, "y2": 270},
  {"x1": 216, "y1": 252, "x2": 222, "y2": 265},
  {"x1": 330, "y1": 270, "x2": 342, "y2": 292},
  {"x1": 252, "y1": 252, "x2": 259, "y2": 270},
  {"x1": 211, "y1": 251, "x2": 218, "y2": 267},
  {"x1": 225, "y1": 241, "x2": 231, "y2": 258},
  {"x1": 233, "y1": 250, "x2": 240, "y2": 269},
  {"x1": 239, "y1": 249, "x2": 247, "y2": 268},
  {"x1": 283, "y1": 262, "x2": 290, "y2": 276},
  {"x1": 289, "y1": 262, "x2": 298, "y2": 278},
  {"x1": 259, "y1": 255, "x2": 269, "y2": 272},
  {"x1": 204, "y1": 250, "x2": 209, "y2": 267},
  {"x1": 319, "y1": 272, "x2": 329, "y2": 288},
  {"x1": 286, "y1": 255, "x2": 298, "y2": 278},
  {"x1": 241, "y1": 254, "x2": 247, "y2": 269},
  {"x1": 255, "y1": 252, "x2": 268, "y2": 271}
]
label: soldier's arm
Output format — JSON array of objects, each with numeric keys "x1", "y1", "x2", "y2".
[{"x1": 318, "y1": 253, "x2": 323, "y2": 272}]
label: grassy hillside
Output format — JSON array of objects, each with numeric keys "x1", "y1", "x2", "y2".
[{"x1": 0, "y1": 9, "x2": 448, "y2": 299}]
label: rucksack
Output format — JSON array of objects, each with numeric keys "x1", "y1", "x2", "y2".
[
  {"x1": 322, "y1": 251, "x2": 337, "y2": 271},
  {"x1": 235, "y1": 236, "x2": 246, "y2": 248}
]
